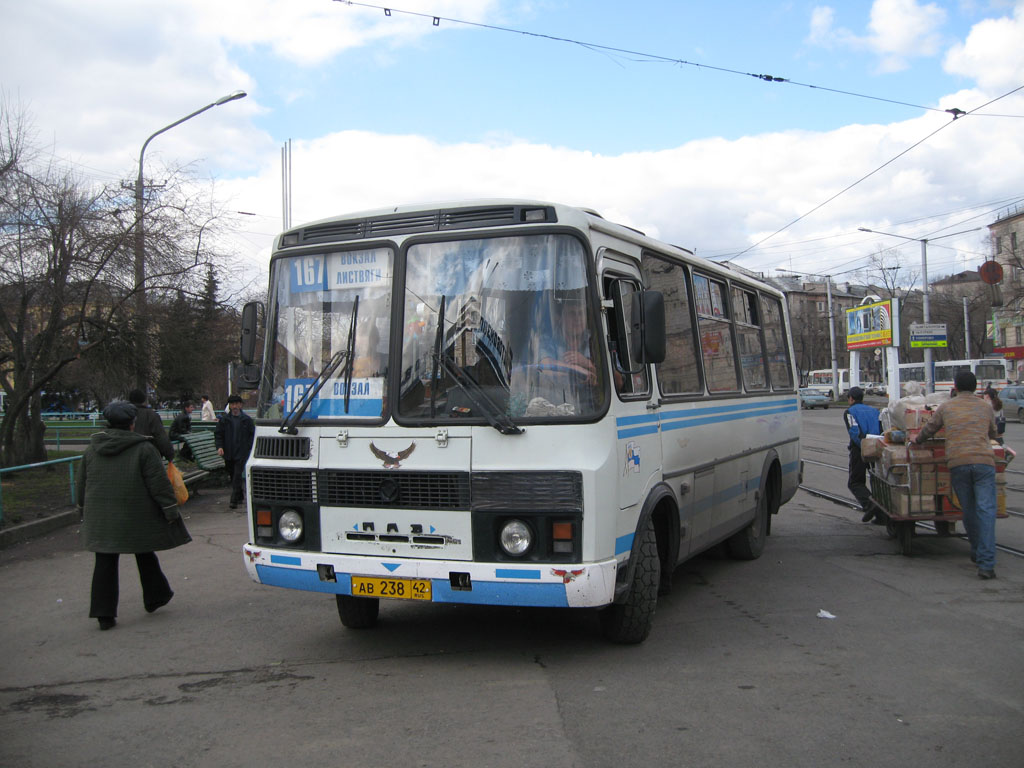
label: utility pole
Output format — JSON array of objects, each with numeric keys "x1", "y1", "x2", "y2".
[{"x1": 827, "y1": 278, "x2": 839, "y2": 399}]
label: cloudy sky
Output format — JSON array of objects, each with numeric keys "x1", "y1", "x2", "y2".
[{"x1": 3, "y1": 0, "x2": 1023, "y2": 291}]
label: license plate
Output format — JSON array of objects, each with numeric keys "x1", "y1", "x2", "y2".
[{"x1": 351, "y1": 575, "x2": 432, "y2": 601}]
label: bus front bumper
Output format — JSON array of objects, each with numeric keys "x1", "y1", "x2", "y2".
[{"x1": 242, "y1": 544, "x2": 619, "y2": 609}]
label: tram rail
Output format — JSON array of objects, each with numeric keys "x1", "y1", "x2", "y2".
[{"x1": 798, "y1": 483, "x2": 1024, "y2": 559}]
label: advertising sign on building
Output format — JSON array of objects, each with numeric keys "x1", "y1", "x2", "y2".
[{"x1": 846, "y1": 300, "x2": 892, "y2": 350}]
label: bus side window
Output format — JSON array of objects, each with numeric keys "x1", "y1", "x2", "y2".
[
  {"x1": 604, "y1": 276, "x2": 649, "y2": 396},
  {"x1": 694, "y1": 274, "x2": 740, "y2": 393},
  {"x1": 760, "y1": 295, "x2": 793, "y2": 389},
  {"x1": 731, "y1": 286, "x2": 768, "y2": 391},
  {"x1": 641, "y1": 255, "x2": 702, "y2": 395}
]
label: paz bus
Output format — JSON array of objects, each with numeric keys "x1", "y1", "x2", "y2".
[
  {"x1": 805, "y1": 369, "x2": 851, "y2": 399},
  {"x1": 897, "y1": 358, "x2": 1012, "y2": 394},
  {"x1": 237, "y1": 200, "x2": 801, "y2": 643}
]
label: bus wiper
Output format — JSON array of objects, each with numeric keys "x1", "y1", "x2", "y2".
[
  {"x1": 429, "y1": 296, "x2": 445, "y2": 419},
  {"x1": 279, "y1": 297, "x2": 359, "y2": 434},
  {"x1": 430, "y1": 296, "x2": 522, "y2": 436}
]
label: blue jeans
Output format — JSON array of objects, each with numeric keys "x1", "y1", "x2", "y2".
[{"x1": 950, "y1": 464, "x2": 997, "y2": 571}]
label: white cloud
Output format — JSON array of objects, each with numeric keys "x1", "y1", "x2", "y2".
[
  {"x1": 866, "y1": 0, "x2": 947, "y2": 71},
  {"x1": 807, "y1": 6, "x2": 840, "y2": 47},
  {"x1": 944, "y1": 1, "x2": 1024, "y2": 90},
  {"x1": 222, "y1": 96, "x2": 1015, "y2": 284},
  {"x1": 1, "y1": 0, "x2": 496, "y2": 177},
  {"x1": 183, "y1": 0, "x2": 500, "y2": 67},
  {"x1": 5, "y1": 0, "x2": 1021, "y2": 293},
  {"x1": 807, "y1": 0, "x2": 948, "y2": 72}
]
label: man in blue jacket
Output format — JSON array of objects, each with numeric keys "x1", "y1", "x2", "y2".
[{"x1": 844, "y1": 386, "x2": 883, "y2": 522}]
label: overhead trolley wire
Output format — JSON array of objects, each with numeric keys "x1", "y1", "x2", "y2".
[
  {"x1": 335, "y1": 1, "x2": 975, "y2": 118},
  {"x1": 728, "y1": 84, "x2": 1024, "y2": 261},
  {"x1": 335, "y1": 3, "x2": 1024, "y2": 270}
]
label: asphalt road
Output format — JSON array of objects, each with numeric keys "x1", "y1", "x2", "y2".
[{"x1": 1, "y1": 418, "x2": 1022, "y2": 768}]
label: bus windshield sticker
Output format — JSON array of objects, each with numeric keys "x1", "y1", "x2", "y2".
[{"x1": 284, "y1": 376, "x2": 384, "y2": 419}]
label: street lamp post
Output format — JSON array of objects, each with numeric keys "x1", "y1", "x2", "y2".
[
  {"x1": 133, "y1": 90, "x2": 247, "y2": 391},
  {"x1": 858, "y1": 226, "x2": 981, "y2": 394}
]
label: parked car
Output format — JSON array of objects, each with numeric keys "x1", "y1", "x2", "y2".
[
  {"x1": 999, "y1": 385, "x2": 1024, "y2": 422},
  {"x1": 799, "y1": 388, "x2": 830, "y2": 409}
]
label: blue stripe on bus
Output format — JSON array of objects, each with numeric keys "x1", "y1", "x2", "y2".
[
  {"x1": 432, "y1": 580, "x2": 567, "y2": 607},
  {"x1": 257, "y1": 564, "x2": 350, "y2": 593},
  {"x1": 615, "y1": 532, "x2": 634, "y2": 555},
  {"x1": 617, "y1": 424, "x2": 661, "y2": 439},
  {"x1": 256, "y1": 565, "x2": 567, "y2": 606},
  {"x1": 495, "y1": 568, "x2": 541, "y2": 579},
  {"x1": 661, "y1": 405, "x2": 797, "y2": 432},
  {"x1": 617, "y1": 399, "x2": 798, "y2": 439},
  {"x1": 270, "y1": 554, "x2": 302, "y2": 566},
  {"x1": 616, "y1": 413, "x2": 661, "y2": 426}
]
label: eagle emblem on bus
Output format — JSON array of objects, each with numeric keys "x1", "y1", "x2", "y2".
[
  {"x1": 370, "y1": 441, "x2": 416, "y2": 468},
  {"x1": 552, "y1": 568, "x2": 585, "y2": 584}
]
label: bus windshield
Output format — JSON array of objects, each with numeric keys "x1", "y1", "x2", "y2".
[
  {"x1": 257, "y1": 233, "x2": 607, "y2": 424},
  {"x1": 258, "y1": 246, "x2": 394, "y2": 420},
  {"x1": 399, "y1": 233, "x2": 606, "y2": 423}
]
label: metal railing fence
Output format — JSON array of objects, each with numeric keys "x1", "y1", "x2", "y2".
[{"x1": 0, "y1": 455, "x2": 82, "y2": 525}]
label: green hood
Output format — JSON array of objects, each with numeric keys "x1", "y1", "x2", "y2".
[{"x1": 89, "y1": 429, "x2": 151, "y2": 456}]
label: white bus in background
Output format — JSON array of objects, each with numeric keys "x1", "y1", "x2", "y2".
[
  {"x1": 804, "y1": 369, "x2": 850, "y2": 399},
  {"x1": 897, "y1": 358, "x2": 1012, "y2": 394},
  {"x1": 237, "y1": 199, "x2": 801, "y2": 643}
]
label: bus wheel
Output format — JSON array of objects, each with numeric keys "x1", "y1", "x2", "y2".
[
  {"x1": 600, "y1": 515, "x2": 660, "y2": 644},
  {"x1": 336, "y1": 594, "x2": 380, "y2": 629},
  {"x1": 727, "y1": 492, "x2": 768, "y2": 560}
]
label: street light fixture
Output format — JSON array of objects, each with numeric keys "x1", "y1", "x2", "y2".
[
  {"x1": 857, "y1": 226, "x2": 982, "y2": 393},
  {"x1": 133, "y1": 90, "x2": 248, "y2": 390}
]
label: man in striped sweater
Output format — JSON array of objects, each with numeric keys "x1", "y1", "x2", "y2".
[{"x1": 914, "y1": 371, "x2": 999, "y2": 579}]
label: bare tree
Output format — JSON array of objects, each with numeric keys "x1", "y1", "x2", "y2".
[{"x1": 0, "y1": 103, "x2": 237, "y2": 467}]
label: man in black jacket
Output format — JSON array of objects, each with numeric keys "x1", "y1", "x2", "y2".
[
  {"x1": 127, "y1": 389, "x2": 174, "y2": 462},
  {"x1": 215, "y1": 394, "x2": 255, "y2": 509}
]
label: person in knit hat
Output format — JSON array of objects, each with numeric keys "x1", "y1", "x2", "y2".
[{"x1": 77, "y1": 401, "x2": 191, "y2": 630}]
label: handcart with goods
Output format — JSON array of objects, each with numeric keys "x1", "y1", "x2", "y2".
[{"x1": 864, "y1": 411, "x2": 1011, "y2": 556}]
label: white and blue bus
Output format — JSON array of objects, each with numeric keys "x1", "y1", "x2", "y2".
[
  {"x1": 898, "y1": 358, "x2": 1012, "y2": 394},
  {"x1": 238, "y1": 200, "x2": 801, "y2": 643},
  {"x1": 804, "y1": 369, "x2": 851, "y2": 399}
]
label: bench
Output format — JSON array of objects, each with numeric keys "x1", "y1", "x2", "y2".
[{"x1": 176, "y1": 431, "x2": 227, "y2": 495}]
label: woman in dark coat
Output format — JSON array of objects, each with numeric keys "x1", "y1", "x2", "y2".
[{"x1": 77, "y1": 401, "x2": 191, "y2": 630}]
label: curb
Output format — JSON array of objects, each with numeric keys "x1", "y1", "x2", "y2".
[{"x1": 0, "y1": 508, "x2": 80, "y2": 549}]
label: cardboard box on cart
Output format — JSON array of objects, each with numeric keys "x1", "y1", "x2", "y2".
[
  {"x1": 891, "y1": 488, "x2": 939, "y2": 515},
  {"x1": 910, "y1": 471, "x2": 952, "y2": 495}
]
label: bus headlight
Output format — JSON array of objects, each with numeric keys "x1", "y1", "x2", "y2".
[
  {"x1": 499, "y1": 519, "x2": 533, "y2": 556},
  {"x1": 278, "y1": 510, "x2": 304, "y2": 543}
]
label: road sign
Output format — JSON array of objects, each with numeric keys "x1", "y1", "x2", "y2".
[{"x1": 910, "y1": 322, "x2": 947, "y2": 348}]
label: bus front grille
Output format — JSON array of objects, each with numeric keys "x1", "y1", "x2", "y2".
[
  {"x1": 251, "y1": 468, "x2": 317, "y2": 502},
  {"x1": 254, "y1": 436, "x2": 311, "y2": 460},
  {"x1": 319, "y1": 470, "x2": 470, "y2": 510}
]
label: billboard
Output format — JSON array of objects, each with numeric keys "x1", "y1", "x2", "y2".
[{"x1": 846, "y1": 300, "x2": 892, "y2": 350}]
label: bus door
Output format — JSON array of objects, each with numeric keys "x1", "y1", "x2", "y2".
[
  {"x1": 639, "y1": 253, "x2": 703, "y2": 557},
  {"x1": 602, "y1": 262, "x2": 661, "y2": 514}
]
